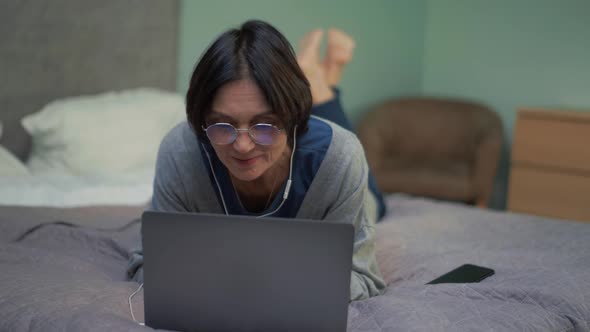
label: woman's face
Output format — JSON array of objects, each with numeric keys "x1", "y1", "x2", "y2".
[{"x1": 206, "y1": 79, "x2": 289, "y2": 182}]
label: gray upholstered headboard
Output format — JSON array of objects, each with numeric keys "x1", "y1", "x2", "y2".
[{"x1": 0, "y1": 0, "x2": 179, "y2": 161}]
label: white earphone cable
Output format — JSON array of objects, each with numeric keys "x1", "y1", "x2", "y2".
[
  {"x1": 257, "y1": 125, "x2": 296, "y2": 218},
  {"x1": 204, "y1": 125, "x2": 297, "y2": 218},
  {"x1": 129, "y1": 282, "x2": 145, "y2": 326}
]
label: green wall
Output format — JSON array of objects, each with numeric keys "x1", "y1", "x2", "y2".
[
  {"x1": 422, "y1": 0, "x2": 590, "y2": 208},
  {"x1": 178, "y1": 1, "x2": 590, "y2": 209},
  {"x1": 177, "y1": 0, "x2": 426, "y2": 122}
]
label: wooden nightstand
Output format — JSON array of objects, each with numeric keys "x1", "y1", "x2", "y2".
[{"x1": 508, "y1": 108, "x2": 590, "y2": 222}]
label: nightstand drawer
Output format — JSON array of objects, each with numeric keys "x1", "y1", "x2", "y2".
[
  {"x1": 512, "y1": 113, "x2": 590, "y2": 173},
  {"x1": 508, "y1": 165, "x2": 590, "y2": 222}
]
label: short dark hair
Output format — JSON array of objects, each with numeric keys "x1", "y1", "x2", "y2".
[{"x1": 186, "y1": 20, "x2": 312, "y2": 145}]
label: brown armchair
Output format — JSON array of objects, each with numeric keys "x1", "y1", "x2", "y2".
[{"x1": 357, "y1": 97, "x2": 503, "y2": 207}]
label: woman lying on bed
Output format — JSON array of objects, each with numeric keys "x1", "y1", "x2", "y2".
[{"x1": 128, "y1": 20, "x2": 386, "y2": 301}]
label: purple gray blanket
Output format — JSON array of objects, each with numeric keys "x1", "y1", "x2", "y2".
[{"x1": 1, "y1": 195, "x2": 589, "y2": 331}]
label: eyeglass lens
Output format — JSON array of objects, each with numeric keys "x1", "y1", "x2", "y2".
[{"x1": 206, "y1": 123, "x2": 279, "y2": 145}]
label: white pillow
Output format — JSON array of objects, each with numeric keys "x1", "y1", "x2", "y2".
[
  {"x1": 22, "y1": 88, "x2": 186, "y2": 175},
  {"x1": 0, "y1": 121, "x2": 30, "y2": 176}
]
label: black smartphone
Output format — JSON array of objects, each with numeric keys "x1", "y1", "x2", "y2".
[{"x1": 426, "y1": 264, "x2": 495, "y2": 284}]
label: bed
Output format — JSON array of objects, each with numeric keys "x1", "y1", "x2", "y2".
[
  {"x1": 1, "y1": 1, "x2": 589, "y2": 331},
  {"x1": 1, "y1": 195, "x2": 589, "y2": 331}
]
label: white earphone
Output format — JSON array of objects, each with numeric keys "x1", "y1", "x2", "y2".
[{"x1": 202, "y1": 125, "x2": 297, "y2": 218}]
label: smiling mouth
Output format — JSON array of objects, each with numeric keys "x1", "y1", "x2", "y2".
[{"x1": 233, "y1": 156, "x2": 260, "y2": 166}]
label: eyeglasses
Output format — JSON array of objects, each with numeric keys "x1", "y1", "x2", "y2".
[{"x1": 202, "y1": 123, "x2": 283, "y2": 145}]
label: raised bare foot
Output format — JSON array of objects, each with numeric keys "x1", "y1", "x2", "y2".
[
  {"x1": 324, "y1": 28, "x2": 356, "y2": 86},
  {"x1": 297, "y1": 29, "x2": 334, "y2": 105}
]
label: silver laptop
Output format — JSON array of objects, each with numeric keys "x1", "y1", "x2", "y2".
[{"x1": 141, "y1": 211, "x2": 354, "y2": 332}]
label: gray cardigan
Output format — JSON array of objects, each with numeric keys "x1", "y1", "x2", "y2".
[{"x1": 129, "y1": 117, "x2": 385, "y2": 300}]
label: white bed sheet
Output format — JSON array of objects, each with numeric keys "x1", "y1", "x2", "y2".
[{"x1": 0, "y1": 169, "x2": 154, "y2": 207}]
